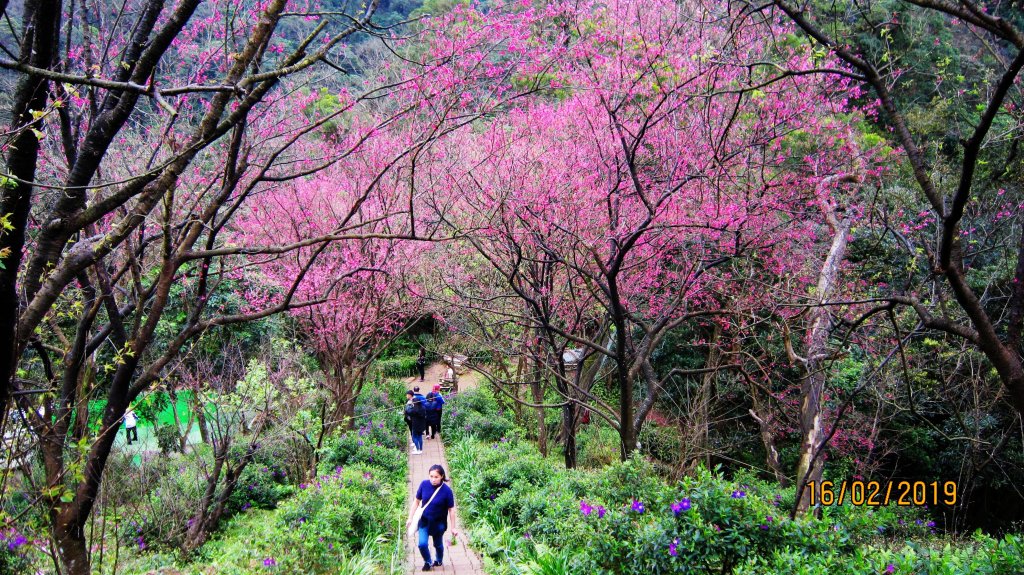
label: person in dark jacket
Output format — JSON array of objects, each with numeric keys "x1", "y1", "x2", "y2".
[
  {"x1": 407, "y1": 464, "x2": 457, "y2": 571},
  {"x1": 416, "y1": 348, "x2": 427, "y2": 381},
  {"x1": 426, "y1": 385, "x2": 445, "y2": 439},
  {"x1": 405, "y1": 390, "x2": 426, "y2": 453}
]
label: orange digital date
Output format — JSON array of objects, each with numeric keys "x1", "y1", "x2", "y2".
[{"x1": 807, "y1": 480, "x2": 958, "y2": 507}]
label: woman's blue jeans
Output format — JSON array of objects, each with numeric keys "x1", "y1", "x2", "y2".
[
  {"x1": 412, "y1": 430, "x2": 424, "y2": 451},
  {"x1": 417, "y1": 523, "x2": 446, "y2": 564}
]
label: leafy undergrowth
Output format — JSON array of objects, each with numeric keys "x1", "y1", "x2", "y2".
[
  {"x1": 444, "y1": 388, "x2": 1024, "y2": 575},
  {"x1": 109, "y1": 381, "x2": 411, "y2": 575}
]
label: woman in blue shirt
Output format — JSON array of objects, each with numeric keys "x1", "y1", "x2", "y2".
[{"x1": 408, "y1": 464, "x2": 457, "y2": 570}]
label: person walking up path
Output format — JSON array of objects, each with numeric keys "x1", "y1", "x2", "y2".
[{"x1": 406, "y1": 416, "x2": 483, "y2": 573}]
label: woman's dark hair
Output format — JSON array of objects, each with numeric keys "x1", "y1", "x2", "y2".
[{"x1": 429, "y1": 464, "x2": 449, "y2": 482}]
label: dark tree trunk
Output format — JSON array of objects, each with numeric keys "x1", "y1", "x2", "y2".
[
  {"x1": 192, "y1": 392, "x2": 210, "y2": 444},
  {"x1": 53, "y1": 520, "x2": 90, "y2": 575},
  {"x1": 182, "y1": 436, "x2": 256, "y2": 553},
  {"x1": 0, "y1": 0, "x2": 63, "y2": 423},
  {"x1": 561, "y1": 395, "x2": 576, "y2": 469},
  {"x1": 530, "y1": 358, "x2": 547, "y2": 457}
]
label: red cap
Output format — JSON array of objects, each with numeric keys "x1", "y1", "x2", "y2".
[{"x1": 433, "y1": 384, "x2": 441, "y2": 392}]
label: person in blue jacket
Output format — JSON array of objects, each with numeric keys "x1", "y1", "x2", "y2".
[
  {"x1": 408, "y1": 464, "x2": 457, "y2": 571},
  {"x1": 425, "y1": 384, "x2": 445, "y2": 439}
]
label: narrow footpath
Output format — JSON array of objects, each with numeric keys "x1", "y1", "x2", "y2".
[{"x1": 405, "y1": 363, "x2": 484, "y2": 574}]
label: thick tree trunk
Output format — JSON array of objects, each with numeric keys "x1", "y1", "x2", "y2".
[
  {"x1": 680, "y1": 324, "x2": 721, "y2": 474},
  {"x1": 614, "y1": 326, "x2": 636, "y2": 460},
  {"x1": 795, "y1": 208, "x2": 851, "y2": 515},
  {"x1": 749, "y1": 392, "x2": 788, "y2": 487},
  {"x1": 0, "y1": 0, "x2": 63, "y2": 423},
  {"x1": 530, "y1": 360, "x2": 547, "y2": 457},
  {"x1": 192, "y1": 392, "x2": 210, "y2": 444},
  {"x1": 558, "y1": 374, "x2": 577, "y2": 469},
  {"x1": 53, "y1": 520, "x2": 91, "y2": 575},
  {"x1": 512, "y1": 349, "x2": 526, "y2": 421}
]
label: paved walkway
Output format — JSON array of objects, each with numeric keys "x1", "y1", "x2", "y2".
[{"x1": 405, "y1": 364, "x2": 484, "y2": 574}]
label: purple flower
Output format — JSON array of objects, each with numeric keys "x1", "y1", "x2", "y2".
[
  {"x1": 299, "y1": 483, "x2": 307, "y2": 490},
  {"x1": 766, "y1": 516, "x2": 773, "y2": 522},
  {"x1": 580, "y1": 500, "x2": 593, "y2": 516},
  {"x1": 926, "y1": 521, "x2": 935, "y2": 528},
  {"x1": 671, "y1": 498, "x2": 691, "y2": 514},
  {"x1": 136, "y1": 536, "x2": 146, "y2": 550},
  {"x1": 631, "y1": 499, "x2": 645, "y2": 513},
  {"x1": 263, "y1": 557, "x2": 276, "y2": 567},
  {"x1": 363, "y1": 472, "x2": 373, "y2": 480},
  {"x1": 524, "y1": 532, "x2": 532, "y2": 539},
  {"x1": 7, "y1": 535, "x2": 27, "y2": 550},
  {"x1": 669, "y1": 538, "x2": 678, "y2": 557},
  {"x1": 357, "y1": 440, "x2": 364, "y2": 446},
  {"x1": 885, "y1": 565, "x2": 895, "y2": 574},
  {"x1": 597, "y1": 505, "x2": 606, "y2": 518},
  {"x1": 731, "y1": 490, "x2": 746, "y2": 499}
]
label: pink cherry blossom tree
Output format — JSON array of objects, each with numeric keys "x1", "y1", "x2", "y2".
[{"x1": 415, "y1": 0, "x2": 862, "y2": 466}]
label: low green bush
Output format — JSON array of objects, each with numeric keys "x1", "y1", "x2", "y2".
[
  {"x1": 446, "y1": 388, "x2": 517, "y2": 443},
  {"x1": 374, "y1": 355, "x2": 418, "y2": 380},
  {"x1": 227, "y1": 459, "x2": 295, "y2": 516},
  {"x1": 446, "y1": 388, "x2": 1024, "y2": 575},
  {"x1": 577, "y1": 423, "x2": 621, "y2": 468},
  {"x1": 317, "y1": 430, "x2": 406, "y2": 486},
  {"x1": 108, "y1": 378, "x2": 411, "y2": 574},
  {"x1": 188, "y1": 465, "x2": 402, "y2": 574},
  {"x1": 735, "y1": 533, "x2": 1024, "y2": 575}
]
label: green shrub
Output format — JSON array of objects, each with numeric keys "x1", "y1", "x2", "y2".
[
  {"x1": 317, "y1": 431, "x2": 406, "y2": 486},
  {"x1": 445, "y1": 380, "x2": 1022, "y2": 575},
  {"x1": 226, "y1": 459, "x2": 295, "y2": 515},
  {"x1": 373, "y1": 355, "x2": 418, "y2": 379},
  {"x1": 184, "y1": 463, "x2": 403, "y2": 574},
  {"x1": 734, "y1": 532, "x2": 1024, "y2": 574},
  {"x1": 155, "y1": 424, "x2": 182, "y2": 454},
  {"x1": 446, "y1": 390, "x2": 516, "y2": 443},
  {"x1": 576, "y1": 423, "x2": 620, "y2": 468}
]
